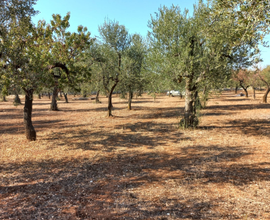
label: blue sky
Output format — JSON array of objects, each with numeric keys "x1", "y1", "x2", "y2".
[{"x1": 32, "y1": 0, "x2": 269, "y2": 67}]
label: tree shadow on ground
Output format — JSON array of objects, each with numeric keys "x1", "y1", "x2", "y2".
[
  {"x1": 205, "y1": 103, "x2": 270, "y2": 111},
  {"x1": 1, "y1": 143, "x2": 265, "y2": 219},
  {"x1": 60, "y1": 106, "x2": 125, "y2": 113},
  {"x1": 42, "y1": 121, "x2": 185, "y2": 152},
  {"x1": 202, "y1": 111, "x2": 237, "y2": 116},
  {"x1": 221, "y1": 98, "x2": 251, "y2": 102},
  {"x1": 134, "y1": 107, "x2": 183, "y2": 119},
  {"x1": 199, "y1": 118, "x2": 270, "y2": 138},
  {"x1": 0, "y1": 116, "x2": 67, "y2": 135}
]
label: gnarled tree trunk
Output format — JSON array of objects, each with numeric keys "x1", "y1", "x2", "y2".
[
  {"x1": 262, "y1": 87, "x2": 270, "y2": 103},
  {"x1": 180, "y1": 78, "x2": 198, "y2": 128},
  {"x1": 51, "y1": 86, "x2": 58, "y2": 111},
  {"x1": 243, "y1": 87, "x2": 249, "y2": 97},
  {"x1": 108, "y1": 82, "x2": 118, "y2": 117},
  {"x1": 239, "y1": 81, "x2": 249, "y2": 97},
  {"x1": 24, "y1": 89, "x2": 36, "y2": 141}
]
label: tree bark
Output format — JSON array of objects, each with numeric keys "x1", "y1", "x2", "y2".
[
  {"x1": 258, "y1": 75, "x2": 270, "y2": 103},
  {"x1": 63, "y1": 93, "x2": 68, "y2": 103},
  {"x1": 128, "y1": 90, "x2": 133, "y2": 110},
  {"x1": 239, "y1": 81, "x2": 249, "y2": 97},
  {"x1": 262, "y1": 87, "x2": 270, "y2": 103},
  {"x1": 48, "y1": 92, "x2": 51, "y2": 99},
  {"x1": 243, "y1": 88, "x2": 248, "y2": 97},
  {"x1": 235, "y1": 86, "x2": 238, "y2": 94},
  {"x1": 180, "y1": 78, "x2": 198, "y2": 128},
  {"x1": 38, "y1": 93, "x2": 41, "y2": 99},
  {"x1": 14, "y1": 93, "x2": 21, "y2": 104},
  {"x1": 108, "y1": 82, "x2": 118, "y2": 117},
  {"x1": 252, "y1": 86, "x2": 256, "y2": 99},
  {"x1": 95, "y1": 90, "x2": 100, "y2": 103},
  {"x1": 23, "y1": 89, "x2": 36, "y2": 141},
  {"x1": 51, "y1": 86, "x2": 58, "y2": 111}
]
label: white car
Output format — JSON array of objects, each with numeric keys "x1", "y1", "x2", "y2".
[{"x1": 167, "y1": 90, "x2": 183, "y2": 97}]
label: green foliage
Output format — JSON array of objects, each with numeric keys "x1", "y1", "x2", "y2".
[
  {"x1": 1, "y1": 5, "x2": 94, "y2": 96},
  {"x1": 88, "y1": 20, "x2": 132, "y2": 97},
  {"x1": 98, "y1": 19, "x2": 131, "y2": 52},
  {"x1": 259, "y1": 65, "x2": 270, "y2": 87},
  {"x1": 147, "y1": 0, "x2": 269, "y2": 127},
  {"x1": 118, "y1": 34, "x2": 148, "y2": 95}
]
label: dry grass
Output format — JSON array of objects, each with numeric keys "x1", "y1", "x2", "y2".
[{"x1": 0, "y1": 91, "x2": 270, "y2": 219}]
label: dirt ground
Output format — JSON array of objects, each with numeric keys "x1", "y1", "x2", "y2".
[{"x1": 0, "y1": 91, "x2": 270, "y2": 219}]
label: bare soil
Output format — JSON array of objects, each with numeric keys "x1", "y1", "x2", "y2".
[{"x1": 0, "y1": 91, "x2": 270, "y2": 219}]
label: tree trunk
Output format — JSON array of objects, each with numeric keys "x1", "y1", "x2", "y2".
[
  {"x1": 180, "y1": 79, "x2": 198, "y2": 128},
  {"x1": 239, "y1": 81, "x2": 249, "y2": 97},
  {"x1": 60, "y1": 91, "x2": 63, "y2": 97},
  {"x1": 252, "y1": 86, "x2": 256, "y2": 99},
  {"x1": 235, "y1": 86, "x2": 238, "y2": 94},
  {"x1": 48, "y1": 92, "x2": 51, "y2": 99},
  {"x1": 51, "y1": 86, "x2": 58, "y2": 111},
  {"x1": 108, "y1": 93, "x2": 113, "y2": 117},
  {"x1": 82, "y1": 90, "x2": 87, "y2": 98},
  {"x1": 56, "y1": 90, "x2": 59, "y2": 100},
  {"x1": 262, "y1": 87, "x2": 270, "y2": 103},
  {"x1": 63, "y1": 93, "x2": 68, "y2": 103},
  {"x1": 128, "y1": 90, "x2": 133, "y2": 110},
  {"x1": 108, "y1": 82, "x2": 118, "y2": 117},
  {"x1": 24, "y1": 89, "x2": 36, "y2": 141},
  {"x1": 95, "y1": 90, "x2": 100, "y2": 103},
  {"x1": 153, "y1": 93, "x2": 156, "y2": 102},
  {"x1": 38, "y1": 93, "x2": 41, "y2": 99},
  {"x1": 258, "y1": 76, "x2": 270, "y2": 103},
  {"x1": 14, "y1": 93, "x2": 21, "y2": 104},
  {"x1": 243, "y1": 88, "x2": 248, "y2": 97},
  {"x1": 2, "y1": 95, "x2": 7, "y2": 102}
]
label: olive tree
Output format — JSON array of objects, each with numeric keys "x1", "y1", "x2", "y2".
[
  {"x1": 148, "y1": 0, "x2": 269, "y2": 128},
  {"x1": 97, "y1": 19, "x2": 131, "y2": 116},
  {"x1": 1, "y1": 11, "x2": 93, "y2": 141}
]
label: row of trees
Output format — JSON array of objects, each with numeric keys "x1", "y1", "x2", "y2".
[
  {"x1": 1, "y1": 0, "x2": 93, "y2": 140},
  {"x1": 231, "y1": 67, "x2": 270, "y2": 102},
  {"x1": 1, "y1": 0, "x2": 270, "y2": 141}
]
